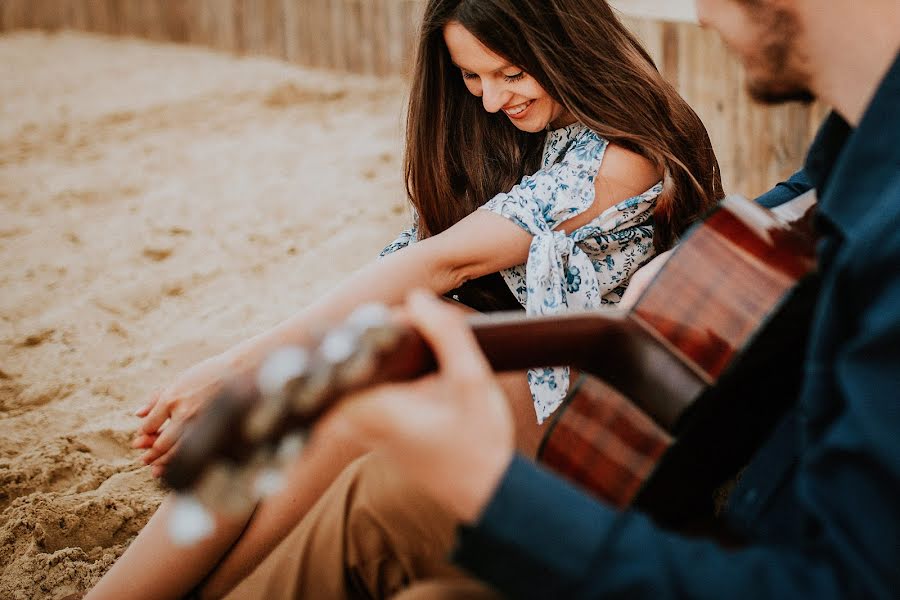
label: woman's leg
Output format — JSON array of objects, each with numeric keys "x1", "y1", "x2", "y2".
[
  {"x1": 83, "y1": 496, "x2": 253, "y2": 600},
  {"x1": 197, "y1": 431, "x2": 367, "y2": 598},
  {"x1": 87, "y1": 370, "x2": 543, "y2": 600},
  {"x1": 85, "y1": 427, "x2": 368, "y2": 600},
  {"x1": 500, "y1": 370, "x2": 548, "y2": 458},
  {"x1": 203, "y1": 371, "x2": 543, "y2": 598}
]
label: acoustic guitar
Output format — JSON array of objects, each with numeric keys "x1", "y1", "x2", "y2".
[{"x1": 163, "y1": 193, "x2": 818, "y2": 530}]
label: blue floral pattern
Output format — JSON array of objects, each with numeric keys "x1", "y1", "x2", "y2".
[{"x1": 382, "y1": 122, "x2": 660, "y2": 423}]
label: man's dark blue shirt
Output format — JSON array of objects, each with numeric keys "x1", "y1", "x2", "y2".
[{"x1": 453, "y1": 52, "x2": 900, "y2": 599}]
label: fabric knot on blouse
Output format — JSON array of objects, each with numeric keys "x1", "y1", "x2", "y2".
[{"x1": 381, "y1": 122, "x2": 661, "y2": 423}]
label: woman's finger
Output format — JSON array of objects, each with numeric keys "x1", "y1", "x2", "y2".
[
  {"x1": 131, "y1": 432, "x2": 158, "y2": 449},
  {"x1": 141, "y1": 420, "x2": 183, "y2": 465},
  {"x1": 139, "y1": 394, "x2": 174, "y2": 435},
  {"x1": 134, "y1": 390, "x2": 161, "y2": 417},
  {"x1": 147, "y1": 441, "x2": 180, "y2": 477}
]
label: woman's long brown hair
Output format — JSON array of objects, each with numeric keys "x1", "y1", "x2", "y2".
[{"x1": 405, "y1": 0, "x2": 724, "y2": 252}]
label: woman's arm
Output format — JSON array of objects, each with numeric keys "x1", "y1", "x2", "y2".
[
  {"x1": 138, "y1": 143, "x2": 663, "y2": 468},
  {"x1": 136, "y1": 211, "x2": 534, "y2": 467}
]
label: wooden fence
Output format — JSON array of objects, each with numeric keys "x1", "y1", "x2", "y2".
[
  {"x1": 0, "y1": 0, "x2": 425, "y2": 74},
  {"x1": 0, "y1": 0, "x2": 826, "y2": 197}
]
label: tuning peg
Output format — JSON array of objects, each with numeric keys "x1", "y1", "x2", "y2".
[
  {"x1": 321, "y1": 326, "x2": 359, "y2": 365},
  {"x1": 333, "y1": 337, "x2": 377, "y2": 386},
  {"x1": 253, "y1": 468, "x2": 286, "y2": 498},
  {"x1": 246, "y1": 346, "x2": 310, "y2": 442},
  {"x1": 290, "y1": 366, "x2": 331, "y2": 418},
  {"x1": 346, "y1": 302, "x2": 393, "y2": 329},
  {"x1": 257, "y1": 346, "x2": 310, "y2": 399},
  {"x1": 276, "y1": 431, "x2": 308, "y2": 462},
  {"x1": 168, "y1": 494, "x2": 216, "y2": 547},
  {"x1": 193, "y1": 461, "x2": 258, "y2": 517}
]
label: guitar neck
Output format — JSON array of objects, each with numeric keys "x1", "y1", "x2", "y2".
[{"x1": 163, "y1": 309, "x2": 702, "y2": 493}]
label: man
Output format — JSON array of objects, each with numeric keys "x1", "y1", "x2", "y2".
[{"x1": 224, "y1": 0, "x2": 900, "y2": 597}]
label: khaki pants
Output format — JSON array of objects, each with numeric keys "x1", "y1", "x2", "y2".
[{"x1": 223, "y1": 453, "x2": 502, "y2": 600}]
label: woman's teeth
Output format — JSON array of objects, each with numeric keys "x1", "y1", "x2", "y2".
[{"x1": 504, "y1": 100, "x2": 533, "y2": 116}]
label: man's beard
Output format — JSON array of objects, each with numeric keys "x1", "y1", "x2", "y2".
[
  {"x1": 744, "y1": 4, "x2": 815, "y2": 105},
  {"x1": 747, "y1": 79, "x2": 815, "y2": 105}
]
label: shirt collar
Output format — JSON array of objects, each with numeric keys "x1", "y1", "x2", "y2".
[{"x1": 811, "y1": 51, "x2": 900, "y2": 237}]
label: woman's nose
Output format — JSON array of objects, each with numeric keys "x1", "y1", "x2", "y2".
[{"x1": 480, "y1": 81, "x2": 510, "y2": 113}]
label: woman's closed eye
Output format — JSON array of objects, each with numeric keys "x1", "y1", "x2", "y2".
[{"x1": 460, "y1": 69, "x2": 526, "y2": 83}]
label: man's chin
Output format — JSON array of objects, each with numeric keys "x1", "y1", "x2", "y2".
[{"x1": 747, "y1": 82, "x2": 816, "y2": 105}]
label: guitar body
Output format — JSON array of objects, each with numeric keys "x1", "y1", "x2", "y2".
[
  {"x1": 538, "y1": 196, "x2": 818, "y2": 526},
  {"x1": 164, "y1": 195, "x2": 818, "y2": 532}
]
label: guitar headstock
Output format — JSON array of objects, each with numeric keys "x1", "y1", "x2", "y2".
[{"x1": 163, "y1": 303, "x2": 434, "y2": 542}]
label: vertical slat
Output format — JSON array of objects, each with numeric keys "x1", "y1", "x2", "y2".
[
  {"x1": 309, "y1": 0, "x2": 330, "y2": 69},
  {"x1": 369, "y1": 0, "x2": 388, "y2": 76},
  {"x1": 268, "y1": 0, "x2": 287, "y2": 60},
  {"x1": 164, "y1": 0, "x2": 190, "y2": 43},
  {"x1": 660, "y1": 21, "x2": 680, "y2": 90},
  {"x1": 69, "y1": 1, "x2": 90, "y2": 31},
  {"x1": 237, "y1": 0, "x2": 284, "y2": 57},
  {"x1": 358, "y1": 0, "x2": 377, "y2": 75},
  {"x1": 328, "y1": 0, "x2": 347, "y2": 72},
  {"x1": 205, "y1": 0, "x2": 237, "y2": 52},
  {"x1": 400, "y1": 0, "x2": 423, "y2": 76},
  {"x1": 282, "y1": 0, "x2": 303, "y2": 64},
  {"x1": 344, "y1": 0, "x2": 363, "y2": 73},
  {"x1": 312, "y1": 0, "x2": 325, "y2": 67},
  {"x1": 384, "y1": 0, "x2": 405, "y2": 75}
]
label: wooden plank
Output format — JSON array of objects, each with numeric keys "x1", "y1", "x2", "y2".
[
  {"x1": 370, "y1": 0, "x2": 388, "y2": 76},
  {"x1": 203, "y1": 0, "x2": 237, "y2": 52},
  {"x1": 383, "y1": 0, "x2": 405, "y2": 75},
  {"x1": 328, "y1": 0, "x2": 347, "y2": 71},
  {"x1": 358, "y1": 0, "x2": 378, "y2": 75},
  {"x1": 237, "y1": 0, "x2": 284, "y2": 58},
  {"x1": 282, "y1": 0, "x2": 303, "y2": 64},
  {"x1": 344, "y1": 0, "x2": 363, "y2": 73},
  {"x1": 163, "y1": 0, "x2": 191, "y2": 43},
  {"x1": 400, "y1": 0, "x2": 423, "y2": 76},
  {"x1": 310, "y1": 0, "x2": 336, "y2": 69},
  {"x1": 270, "y1": 0, "x2": 287, "y2": 59}
]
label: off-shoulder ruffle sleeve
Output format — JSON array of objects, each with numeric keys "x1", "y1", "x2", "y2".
[{"x1": 481, "y1": 125, "x2": 659, "y2": 422}]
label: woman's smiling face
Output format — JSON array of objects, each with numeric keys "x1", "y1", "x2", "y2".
[{"x1": 443, "y1": 21, "x2": 574, "y2": 132}]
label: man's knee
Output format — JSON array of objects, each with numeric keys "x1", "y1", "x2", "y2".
[
  {"x1": 338, "y1": 453, "x2": 462, "y2": 597},
  {"x1": 343, "y1": 453, "x2": 457, "y2": 559}
]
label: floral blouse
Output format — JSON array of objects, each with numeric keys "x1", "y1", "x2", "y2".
[{"x1": 381, "y1": 122, "x2": 661, "y2": 423}]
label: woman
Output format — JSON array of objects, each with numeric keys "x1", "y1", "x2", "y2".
[{"x1": 87, "y1": 1, "x2": 722, "y2": 598}]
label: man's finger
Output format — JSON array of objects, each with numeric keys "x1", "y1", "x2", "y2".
[
  {"x1": 329, "y1": 379, "x2": 436, "y2": 443},
  {"x1": 406, "y1": 291, "x2": 491, "y2": 381}
]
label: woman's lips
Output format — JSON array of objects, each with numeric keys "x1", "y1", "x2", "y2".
[{"x1": 503, "y1": 99, "x2": 534, "y2": 119}]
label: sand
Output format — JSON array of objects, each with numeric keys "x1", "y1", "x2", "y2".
[{"x1": 0, "y1": 30, "x2": 409, "y2": 599}]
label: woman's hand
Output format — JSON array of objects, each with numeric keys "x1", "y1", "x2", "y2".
[
  {"x1": 320, "y1": 290, "x2": 516, "y2": 523},
  {"x1": 132, "y1": 354, "x2": 233, "y2": 477}
]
